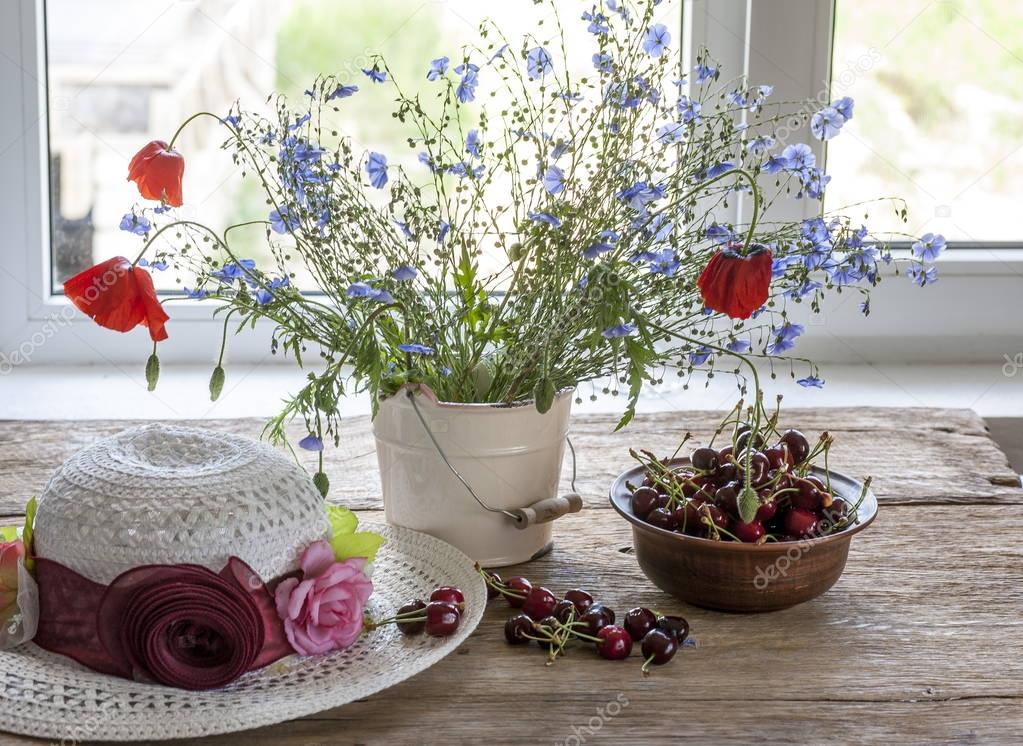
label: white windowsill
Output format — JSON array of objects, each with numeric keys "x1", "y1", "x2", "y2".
[{"x1": 1, "y1": 362, "x2": 1020, "y2": 420}]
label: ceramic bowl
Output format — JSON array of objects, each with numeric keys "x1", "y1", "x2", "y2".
[{"x1": 610, "y1": 458, "x2": 878, "y2": 612}]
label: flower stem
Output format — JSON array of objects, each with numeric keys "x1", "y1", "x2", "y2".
[{"x1": 168, "y1": 111, "x2": 225, "y2": 149}]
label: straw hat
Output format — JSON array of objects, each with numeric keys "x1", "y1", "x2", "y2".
[{"x1": 0, "y1": 425, "x2": 483, "y2": 741}]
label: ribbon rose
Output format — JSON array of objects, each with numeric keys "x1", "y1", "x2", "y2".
[{"x1": 97, "y1": 563, "x2": 266, "y2": 690}]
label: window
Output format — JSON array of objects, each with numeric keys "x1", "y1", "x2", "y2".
[
  {"x1": 1, "y1": 0, "x2": 1018, "y2": 368},
  {"x1": 825, "y1": 0, "x2": 1023, "y2": 244}
]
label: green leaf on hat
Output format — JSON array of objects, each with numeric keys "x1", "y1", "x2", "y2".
[{"x1": 326, "y1": 503, "x2": 385, "y2": 563}]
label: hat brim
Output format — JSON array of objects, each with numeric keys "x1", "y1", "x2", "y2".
[{"x1": 0, "y1": 523, "x2": 486, "y2": 742}]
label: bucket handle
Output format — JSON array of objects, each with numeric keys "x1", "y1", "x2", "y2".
[{"x1": 405, "y1": 390, "x2": 584, "y2": 528}]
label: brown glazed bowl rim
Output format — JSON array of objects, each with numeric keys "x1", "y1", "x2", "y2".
[{"x1": 610, "y1": 457, "x2": 878, "y2": 552}]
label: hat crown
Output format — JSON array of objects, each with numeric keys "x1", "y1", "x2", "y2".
[{"x1": 33, "y1": 424, "x2": 329, "y2": 584}]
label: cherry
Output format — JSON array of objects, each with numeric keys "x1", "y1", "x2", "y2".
[
  {"x1": 534, "y1": 616, "x2": 562, "y2": 649},
  {"x1": 690, "y1": 447, "x2": 719, "y2": 473},
  {"x1": 784, "y1": 507, "x2": 820, "y2": 538},
  {"x1": 716, "y1": 462, "x2": 738, "y2": 483},
  {"x1": 701, "y1": 504, "x2": 730, "y2": 533},
  {"x1": 590, "y1": 603, "x2": 616, "y2": 624},
  {"x1": 645, "y1": 506, "x2": 677, "y2": 531},
  {"x1": 578, "y1": 607, "x2": 610, "y2": 636},
  {"x1": 504, "y1": 613, "x2": 534, "y2": 645},
  {"x1": 430, "y1": 586, "x2": 465, "y2": 607},
  {"x1": 674, "y1": 501, "x2": 704, "y2": 535},
  {"x1": 805, "y1": 475, "x2": 827, "y2": 492},
  {"x1": 485, "y1": 572, "x2": 503, "y2": 600},
  {"x1": 425, "y1": 601, "x2": 461, "y2": 637},
  {"x1": 631, "y1": 486, "x2": 661, "y2": 519},
  {"x1": 552, "y1": 599, "x2": 577, "y2": 624},
  {"x1": 779, "y1": 429, "x2": 810, "y2": 464},
  {"x1": 763, "y1": 445, "x2": 791, "y2": 470},
  {"x1": 522, "y1": 586, "x2": 558, "y2": 621},
  {"x1": 714, "y1": 482, "x2": 739, "y2": 517},
  {"x1": 736, "y1": 427, "x2": 765, "y2": 453},
  {"x1": 737, "y1": 450, "x2": 769, "y2": 485},
  {"x1": 790, "y1": 477, "x2": 824, "y2": 511},
  {"x1": 822, "y1": 497, "x2": 849, "y2": 524},
  {"x1": 564, "y1": 589, "x2": 594, "y2": 614},
  {"x1": 717, "y1": 445, "x2": 734, "y2": 463},
  {"x1": 504, "y1": 576, "x2": 532, "y2": 608},
  {"x1": 396, "y1": 600, "x2": 427, "y2": 635},
  {"x1": 733, "y1": 519, "x2": 766, "y2": 543},
  {"x1": 623, "y1": 607, "x2": 658, "y2": 642},
  {"x1": 656, "y1": 615, "x2": 690, "y2": 643},
  {"x1": 755, "y1": 498, "x2": 778, "y2": 523},
  {"x1": 641, "y1": 629, "x2": 678, "y2": 668},
  {"x1": 596, "y1": 625, "x2": 633, "y2": 660}
]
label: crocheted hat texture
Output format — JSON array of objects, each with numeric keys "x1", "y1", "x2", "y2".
[{"x1": 32, "y1": 424, "x2": 329, "y2": 584}]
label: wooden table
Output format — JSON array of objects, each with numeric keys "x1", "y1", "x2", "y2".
[{"x1": 2, "y1": 407, "x2": 1022, "y2": 745}]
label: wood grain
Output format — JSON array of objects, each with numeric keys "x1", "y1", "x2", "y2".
[
  {"x1": 1, "y1": 407, "x2": 1019, "y2": 516},
  {"x1": 0, "y1": 409, "x2": 1021, "y2": 745}
]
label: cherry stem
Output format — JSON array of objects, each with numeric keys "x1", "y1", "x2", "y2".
[{"x1": 642, "y1": 655, "x2": 656, "y2": 675}]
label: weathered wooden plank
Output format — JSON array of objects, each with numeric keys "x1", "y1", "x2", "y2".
[
  {"x1": 0, "y1": 502, "x2": 1020, "y2": 745},
  {"x1": 1, "y1": 408, "x2": 1019, "y2": 516}
]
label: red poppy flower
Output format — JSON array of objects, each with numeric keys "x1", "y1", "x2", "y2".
[
  {"x1": 127, "y1": 140, "x2": 184, "y2": 206},
  {"x1": 63, "y1": 257, "x2": 169, "y2": 341},
  {"x1": 697, "y1": 244, "x2": 773, "y2": 320}
]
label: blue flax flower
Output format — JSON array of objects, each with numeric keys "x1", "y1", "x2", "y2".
[
  {"x1": 399, "y1": 343, "x2": 435, "y2": 356},
  {"x1": 366, "y1": 152, "x2": 388, "y2": 189},
  {"x1": 602, "y1": 323, "x2": 635, "y2": 339},
  {"x1": 466, "y1": 129, "x2": 482, "y2": 158},
  {"x1": 269, "y1": 207, "x2": 299, "y2": 234},
  {"x1": 767, "y1": 322, "x2": 805, "y2": 355},
  {"x1": 797, "y1": 375, "x2": 825, "y2": 388},
  {"x1": 362, "y1": 68, "x2": 387, "y2": 83},
  {"x1": 593, "y1": 52, "x2": 613, "y2": 73},
  {"x1": 119, "y1": 212, "x2": 151, "y2": 236},
  {"x1": 299, "y1": 435, "x2": 323, "y2": 452},
  {"x1": 528, "y1": 211, "x2": 562, "y2": 228},
  {"x1": 911, "y1": 233, "x2": 946, "y2": 261},
  {"x1": 427, "y1": 57, "x2": 449, "y2": 81},
  {"x1": 391, "y1": 265, "x2": 417, "y2": 281},
  {"x1": 327, "y1": 84, "x2": 359, "y2": 101},
  {"x1": 810, "y1": 106, "x2": 846, "y2": 140},
  {"x1": 526, "y1": 47, "x2": 553, "y2": 79},
  {"x1": 544, "y1": 165, "x2": 566, "y2": 195},
  {"x1": 694, "y1": 63, "x2": 717, "y2": 84},
  {"x1": 643, "y1": 24, "x2": 671, "y2": 57}
]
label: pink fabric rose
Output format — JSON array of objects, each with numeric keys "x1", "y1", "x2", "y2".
[
  {"x1": 274, "y1": 540, "x2": 373, "y2": 656},
  {"x1": 0, "y1": 540, "x2": 24, "y2": 620}
]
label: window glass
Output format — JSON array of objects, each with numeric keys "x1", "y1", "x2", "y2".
[{"x1": 826, "y1": 0, "x2": 1022, "y2": 243}]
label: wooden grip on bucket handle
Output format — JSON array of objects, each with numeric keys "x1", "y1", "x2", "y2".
[{"x1": 511, "y1": 493, "x2": 584, "y2": 528}]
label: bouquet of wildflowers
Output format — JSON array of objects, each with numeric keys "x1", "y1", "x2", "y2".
[{"x1": 66, "y1": 0, "x2": 942, "y2": 479}]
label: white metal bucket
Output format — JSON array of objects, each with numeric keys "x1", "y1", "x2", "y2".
[{"x1": 372, "y1": 386, "x2": 574, "y2": 567}]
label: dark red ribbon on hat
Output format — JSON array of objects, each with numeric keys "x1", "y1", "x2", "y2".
[{"x1": 32, "y1": 556, "x2": 293, "y2": 690}]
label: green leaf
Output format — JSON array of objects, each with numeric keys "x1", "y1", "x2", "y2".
[
  {"x1": 209, "y1": 365, "x2": 226, "y2": 401},
  {"x1": 325, "y1": 503, "x2": 385, "y2": 562},
  {"x1": 326, "y1": 503, "x2": 358, "y2": 536},
  {"x1": 145, "y1": 353, "x2": 160, "y2": 392},
  {"x1": 0, "y1": 526, "x2": 19, "y2": 542},
  {"x1": 332, "y1": 532, "x2": 386, "y2": 563},
  {"x1": 533, "y1": 377, "x2": 555, "y2": 414},
  {"x1": 22, "y1": 496, "x2": 37, "y2": 570}
]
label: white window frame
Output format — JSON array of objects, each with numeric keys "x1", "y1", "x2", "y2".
[{"x1": 1, "y1": 0, "x2": 1020, "y2": 369}]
